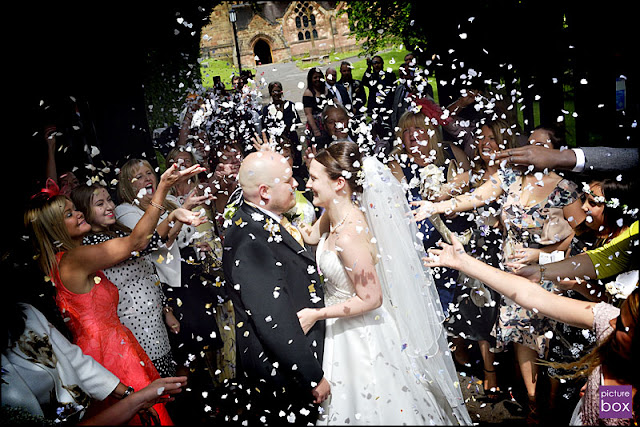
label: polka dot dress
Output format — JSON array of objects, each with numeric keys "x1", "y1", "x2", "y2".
[{"x1": 84, "y1": 231, "x2": 176, "y2": 377}]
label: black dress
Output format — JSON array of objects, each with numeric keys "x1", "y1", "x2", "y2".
[
  {"x1": 302, "y1": 88, "x2": 332, "y2": 149},
  {"x1": 445, "y1": 199, "x2": 503, "y2": 344},
  {"x1": 260, "y1": 100, "x2": 308, "y2": 189}
]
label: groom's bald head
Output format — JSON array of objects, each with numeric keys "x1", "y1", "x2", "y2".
[{"x1": 239, "y1": 151, "x2": 297, "y2": 214}]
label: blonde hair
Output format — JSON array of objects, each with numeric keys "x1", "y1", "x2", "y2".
[
  {"x1": 393, "y1": 111, "x2": 446, "y2": 166},
  {"x1": 24, "y1": 195, "x2": 77, "y2": 277},
  {"x1": 117, "y1": 159, "x2": 178, "y2": 211}
]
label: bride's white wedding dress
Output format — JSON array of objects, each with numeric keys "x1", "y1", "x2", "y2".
[{"x1": 316, "y1": 157, "x2": 471, "y2": 425}]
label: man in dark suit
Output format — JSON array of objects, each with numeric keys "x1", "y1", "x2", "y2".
[
  {"x1": 338, "y1": 61, "x2": 367, "y2": 116},
  {"x1": 325, "y1": 67, "x2": 351, "y2": 111},
  {"x1": 222, "y1": 151, "x2": 330, "y2": 425}
]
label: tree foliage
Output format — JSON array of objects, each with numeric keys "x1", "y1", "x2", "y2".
[{"x1": 338, "y1": 1, "x2": 416, "y2": 56}]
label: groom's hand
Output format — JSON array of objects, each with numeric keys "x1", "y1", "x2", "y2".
[{"x1": 311, "y1": 377, "x2": 331, "y2": 404}]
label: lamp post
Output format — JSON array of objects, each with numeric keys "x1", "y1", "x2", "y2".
[{"x1": 229, "y1": 7, "x2": 242, "y2": 79}]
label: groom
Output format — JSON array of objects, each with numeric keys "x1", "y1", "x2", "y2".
[{"x1": 222, "y1": 151, "x2": 330, "y2": 424}]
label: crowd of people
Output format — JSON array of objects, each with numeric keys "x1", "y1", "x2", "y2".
[{"x1": 3, "y1": 51, "x2": 639, "y2": 427}]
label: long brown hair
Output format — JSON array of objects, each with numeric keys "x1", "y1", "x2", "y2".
[
  {"x1": 70, "y1": 183, "x2": 132, "y2": 238},
  {"x1": 543, "y1": 287, "x2": 639, "y2": 420}
]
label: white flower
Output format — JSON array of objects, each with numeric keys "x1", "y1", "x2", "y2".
[
  {"x1": 419, "y1": 164, "x2": 445, "y2": 199},
  {"x1": 607, "y1": 198, "x2": 620, "y2": 209},
  {"x1": 604, "y1": 270, "x2": 639, "y2": 300}
]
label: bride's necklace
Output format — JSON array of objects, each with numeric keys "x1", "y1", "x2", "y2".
[{"x1": 330, "y1": 210, "x2": 351, "y2": 234}]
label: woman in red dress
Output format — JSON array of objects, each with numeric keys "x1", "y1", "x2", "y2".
[{"x1": 24, "y1": 163, "x2": 206, "y2": 425}]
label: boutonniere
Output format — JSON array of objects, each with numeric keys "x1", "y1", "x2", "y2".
[
  {"x1": 283, "y1": 210, "x2": 302, "y2": 225},
  {"x1": 223, "y1": 187, "x2": 244, "y2": 228}
]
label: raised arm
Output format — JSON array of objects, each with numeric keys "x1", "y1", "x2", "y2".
[
  {"x1": 412, "y1": 170, "x2": 505, "y2": 221},
  {"x1": 423, "y1": 235, "x2": 596, "y2": 330},
  {"x1": 60, "y1": 164, "x2": 205, "y2": 293}
]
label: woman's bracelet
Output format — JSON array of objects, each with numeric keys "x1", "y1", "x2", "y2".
[
  {"x1": 121, "y1": 385, "x2": 135, "y2": 399},
  {"x1": 539, "y1": 265, "x2": 546, "y2": 285},
  {"x1": 163, "y1": 306, "x2": 173, "y2": 314},
  {"x1": 149, "y1": 200, "x2": 166, "y2": 212}
]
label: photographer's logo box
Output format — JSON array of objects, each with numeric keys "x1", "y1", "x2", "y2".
[{"x1": 600, "y1": 385, "x2": 632, "y2": 419}]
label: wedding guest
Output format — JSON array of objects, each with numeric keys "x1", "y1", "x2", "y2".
[
  {"x1": 1, "y1": 299, "x2": 187, "y2": 426},
  {"x1": 444, "y1": 118, "x2": 517, "y2": 401},
  {"x1": 70, "y1": 183, "x2": 184, "y2": 378},
  {"x1": 260, "y1": 81, "x2": 307, "y2": 187},
  {"x1": 530, "y1": 179, "x2": 635, "y2": 422},
  {"x1": 338, "y1": 61, "x2": 366, "y2": 116},
  {"x1": 115, "y1": 159, "x2": 210, "y2": 290},
  {"x1": 413, "y1": 126, "x2": 586, "y2": 421},
  {"x1": 497, "y1": 144, "x2": 639, "y2": 173},
  {"x1": 424, "y1": 235, "x2": 639, "y2": 426},
  {"x1": 24, "y1": 163, "x2": 205, "y2": 425},
  {"x1": 164, "y1": 147, "x2": 226, "y2": 385},
  {"x1": 322, "y1": 104, "x2": 354, "y2": 144},
  {"x1": 303, "y1": 67, "x2": 335, "y2": 149},
  {"x1": 324, "y1": 67, "x2": 351, "y2": 109},
  {"x1": 361, "y1": 55, "x2": 396, "y2": 152},
  {"x1": 387, "y1": 110, "x2": 472, "y2": 313}
]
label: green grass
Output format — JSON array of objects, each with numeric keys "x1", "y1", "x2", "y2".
[
  {"x1": 337, "y1": 46, "x2": 443, "y2": 104},
  {"x1": 200, "y1": 58, "x2": 256, "y2": 90}
]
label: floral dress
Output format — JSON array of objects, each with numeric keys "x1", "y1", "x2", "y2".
[{"x1": 491, "y1": 168, "x2": 580, "y2": 357}]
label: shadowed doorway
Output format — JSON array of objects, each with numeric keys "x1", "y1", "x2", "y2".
[{"x1": 254, "y1": 39, "x2": 272, "y2": 65}]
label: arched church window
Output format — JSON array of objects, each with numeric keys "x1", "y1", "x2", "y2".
[
  {"x1": 294, "y1": 1, "x2": 318, "y2": 40},
  {"x1": 298, "y1": 32, "x2": 304, "y2": 41}
]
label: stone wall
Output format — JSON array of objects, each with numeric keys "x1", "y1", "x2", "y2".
[{"x1": 200, "y1": 1, "x2": 357, "y2": 67}]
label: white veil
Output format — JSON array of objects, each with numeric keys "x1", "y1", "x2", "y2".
[{"x1": 360, "y1": 156, "x2": 471, "y2": 424}]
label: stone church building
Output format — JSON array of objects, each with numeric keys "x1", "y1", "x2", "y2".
[{"x1": 200, "y1": 1, "x2": 357, "y2": 67}]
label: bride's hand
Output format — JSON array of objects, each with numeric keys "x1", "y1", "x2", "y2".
[
  {"x1": 297, "y1": 308, "x2": 320, "y2": 335},
  {"x1": 410, "y1": 200, "x2": 437, "y2": 222},
  {"x1": 422, "y1": 234, "x2": 467, "y2": 270}
]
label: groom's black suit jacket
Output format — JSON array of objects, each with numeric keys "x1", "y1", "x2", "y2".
[{"x1": 222, "y1": 201, "x2": 325, "y2": 399}]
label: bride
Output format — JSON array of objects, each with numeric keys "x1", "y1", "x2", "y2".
[{"x1": 298, "y1": 141, "x2": 471, "y2": 425}]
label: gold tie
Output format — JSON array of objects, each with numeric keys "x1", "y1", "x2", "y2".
[{"x1": 280, "y1": 216, "x2": 304, "y2": 247}]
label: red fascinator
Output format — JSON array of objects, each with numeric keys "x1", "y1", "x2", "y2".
[
  {"x1": 31, "y1": 178, "x2": 62, "y2": 201},
  {"x1": 412, "y1": 96, "x2": 453, "y2": 127}
]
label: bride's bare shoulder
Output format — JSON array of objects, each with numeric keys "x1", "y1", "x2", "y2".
[{"x1": 334, "y1": 212, "x2": 377, "y2": 259}]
